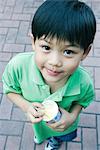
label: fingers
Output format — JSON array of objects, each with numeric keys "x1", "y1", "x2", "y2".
[
  {"x1": 47, "y1": 122, "x2": 62, "y2": 129},
  {"x1": 26, "y1": 102, "x2": 45, "y2": 123},
  {"x1": 46, "y1": 108, "x2": 71, "y2": 131},
  {"x1": 32, "y1": 102, "x2": 44, "y2": 109},
  {"x1": 47, "y1": 122, "x2": 65, "y2": 132},
  {"x1": 28, "y1": 103, "x2": 44, "y2": 116},
  {"x1": 27, "y1": 113, "x2": 43, "y2": 123},
  {"x1": 32, "y1": 102, "x2": 45, "y2": 115}
]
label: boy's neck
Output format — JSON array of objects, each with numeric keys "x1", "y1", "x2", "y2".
[{"x1": 45, "y1": 76, "x2": 69, "y2": 94}]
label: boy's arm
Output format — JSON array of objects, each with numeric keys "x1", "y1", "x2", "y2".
[
  {"x1": 7, "y1": 93, "x2": 31, "y2": 112},
  {"x1": 7, "y1": 93, "x2": 44, "y2": 123},
  {"x1": 69, "y1": 104, "x2": 83, "y2": 121}
]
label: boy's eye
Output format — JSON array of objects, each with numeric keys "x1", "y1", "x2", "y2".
[
  {"x1": 63, "y1": 50, "x2": 74, "y2": 57},
  {"x1": 41, "y1": 45, "x2": 50, "y2": 51}
]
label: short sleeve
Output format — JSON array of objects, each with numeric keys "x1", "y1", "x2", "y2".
[
  {"x1": 77, "y1": 80, "x2": 95, "y2": 108},
  {"x1": 2, "y1": 59, "x2": 22, "y2": 94}
]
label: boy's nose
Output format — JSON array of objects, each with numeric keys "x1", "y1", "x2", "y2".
[{"x1": 48, "y1": 51, "x2": 62, "y2": 67}]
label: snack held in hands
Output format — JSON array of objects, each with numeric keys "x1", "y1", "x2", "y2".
[{"x1": 42, "y1": 100, "x2": 61, "y2": 123}]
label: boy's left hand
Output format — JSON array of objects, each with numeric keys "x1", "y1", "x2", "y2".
[{"x1": 46, "y1": 108, "x2": 76, "y2": 132}]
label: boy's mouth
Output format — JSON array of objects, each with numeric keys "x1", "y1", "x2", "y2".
[{"x1": 45, "y1": 68, "x2": 62, "y2": 76}]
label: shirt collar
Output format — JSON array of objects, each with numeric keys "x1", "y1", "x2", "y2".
[
  {"x1": 32, "y1": 54, "x2": 45, "y2": 85},
  {"x1": 63, "y1": 68, "x2": 80, "y2": 96}
]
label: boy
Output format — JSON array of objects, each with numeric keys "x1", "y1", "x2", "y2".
[{"x1": 2, "y1": 0, "x2": 96, "y2": 150}]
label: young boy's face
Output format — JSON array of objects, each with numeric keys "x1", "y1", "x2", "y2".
[{"x1": 32, "y1": 35, "x2": 87, "y2": 86}]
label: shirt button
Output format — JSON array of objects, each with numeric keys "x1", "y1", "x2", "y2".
[{"x1": 42, "y1": 86, "x2": 46, "y2": 89}]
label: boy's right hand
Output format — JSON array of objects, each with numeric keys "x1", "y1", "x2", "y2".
[{"x1": 26, "y1": 102, "x2": 45, "y2": 124}]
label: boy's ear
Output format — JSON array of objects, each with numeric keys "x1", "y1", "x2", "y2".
[
  {"x1": 81, "y1": 44, "x2": 92, "y2": 61},
  {"x1": 32, "y1": 39, "x2": 35, "y2": 51},
  {"x1": 28, "y1": 33, "x2": 35, "y2": 50}
]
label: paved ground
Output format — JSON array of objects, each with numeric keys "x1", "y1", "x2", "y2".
[{"x1": 0, "y1": 0, "x2": 100, "y2": 150}]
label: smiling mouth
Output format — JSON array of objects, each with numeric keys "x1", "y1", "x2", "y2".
[{"x1": 46, "y1": 68, "x2": 62, "y2": 76}]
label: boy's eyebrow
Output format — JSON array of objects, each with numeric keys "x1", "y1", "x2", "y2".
[
  {"x1": 40, "y1": 38, "x2": 79, "y2": 48},
  {"x1": 40, "y1": 38, "x2": 51, "y2": 44},
  {"x1": 65, "y1": 43, "x2": 80, "y2": 48}
]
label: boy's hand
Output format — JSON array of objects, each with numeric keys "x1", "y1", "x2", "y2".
[
  {"x1": 46, "y1": 108, "x2": 76, "y2": 132},
  {"x1": 26, "y1": 102, "x2": 45, "y2": 124}
]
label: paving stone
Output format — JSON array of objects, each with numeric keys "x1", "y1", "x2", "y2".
[
  {"x1": 6, "y1": 0, "x2": 16, "y2": 6},
  {"x1": 0, "y1": 12, "x2": 12, "y2": 20},
  {"x1": 95, "y1": 90, "x2": 100, "y2": 101},
  {"x1": 94, "y1": 48, "x2": 100, "y2": 57},
  {"x1": 12, "y1": 52, "x2": 20, "y2": 57},
  {"x1": 36, "y1": 141, "x2": 48, "y2": 150},
  {"x1": 58, "y1": 142, "x2": 66, "y2": 150},
  {"x1": 3, "y1": 44, "x2": 25, "y2": 52},
  {"x1": 94, "y1": 32, "x2": 100, "y2": 48},
  {"x1": 25, "y1": 44, "x2": 32, "y2": 52},
  {"x1": 99, "y1": 145, "x2": 100, "y2": 150},
  {"x1": 24, "y1": 2, "x2": 34, "y2": 8},
  {"x1": 16, "y1": 36, "x2": 31, "y2": 44},
  {"x1": 0, "y1": 35, "x2": 6, "y2": 51},
  {"x1": 82, "y1": 56, "x2": 100, "y2": 67},
  {"x1": 5, "y1": 136, "x2": 21, "y2": 150},
  {"x1": 83, "y1": 101, "x2": 100, "y2": 114},
  {"x1": 14, "y1": 5, "x2": 23, "y2": 13},
  {"x1": 0, "y1": 95, "x2": 13, "y2": 119},
  {"x1": 79, "y1": 113, "x2": 96, "y2": 127},
  {"x1": 23, "y1": 7, "x2": 35, "y2": 14},
  {"x1": 34, "y1": 1, "x2": 44, "y2": 8},
  {"x1": 4, "y1": 6, "x2": 14, "y2": 13},
  {"x1": 12, "y1": 14, "x2": 31, "y2": 21},
  {"x1": 0, "y1": 28, "x2": 8, "y2": 35},
  {"x1": 17, "y1": 21, "x2": 30, "y2": 36},
  {"x1": 0, "y1": 93, "x2": 2, "y2": 103},
  {"x1": 82, "y1": 128, "x2": 97, "y2": 150},
  {"x1": 0, "y1": 0, "x2": 7, "y2": 6},
  {"x1": 97, "y1": 23, "x2": 100, "y2": 31},
  {"x1": 6, "y1": 28, "x2": 18, "y2": 44},
  {"x1": 67, "y1": 142, "x2": 81, "y2": 150},
  {"x1": 0, "y1": 82, "x2": 3, "y2": 94},
  {"x1": 95, "y1": 68, "x2": 100, "y2": 88},
  {"x1": 20, "y1": 122, "x2": 34, "y2": 150},
  {"x1": 97, "y1": 115, "x2": 100, "y2": 144},
  {"x1": 92, "y1": 1, "x2": 100, "y2": 17},
  {"x1": 0, "y1": 5, "x2": 4, "y2": 13},
  {"x1": 11, "y1": 107, "x2": 27, "y2": 121},
  {"x1": 0, "y1": 52, "x2": 12, "y2": 61},
  {"x1": 0, "y1": 135, "x2": 7, "y2": 150},
  {"x1": 0, "y1": 61, "x2": 7, "y2": 81},
  {"x1": 15, "y1": 0, "x2": 25, "y2": 6},
  {"x1": 0, "y1": 20, "x2": 19, "y2": 28},
  {"x1": 0, "y1": 120, "x2": 24, "y2": 136}
]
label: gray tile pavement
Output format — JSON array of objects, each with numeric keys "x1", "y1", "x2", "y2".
[{"x1": 0, "y1": 0, "x2": 100, "y2": 149}]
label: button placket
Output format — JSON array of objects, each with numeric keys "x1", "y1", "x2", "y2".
[{"x1": 42, "y1": 85, "x2": 50, "y2": 95}]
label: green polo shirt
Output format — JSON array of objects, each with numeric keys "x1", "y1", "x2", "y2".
[{"x1": 2, "y1": 52, "x2": 94, "y2": 143}]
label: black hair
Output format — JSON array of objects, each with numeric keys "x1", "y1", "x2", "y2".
[{"x1": 31, "y1": 0, "x2": 96, "y2": 50}]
